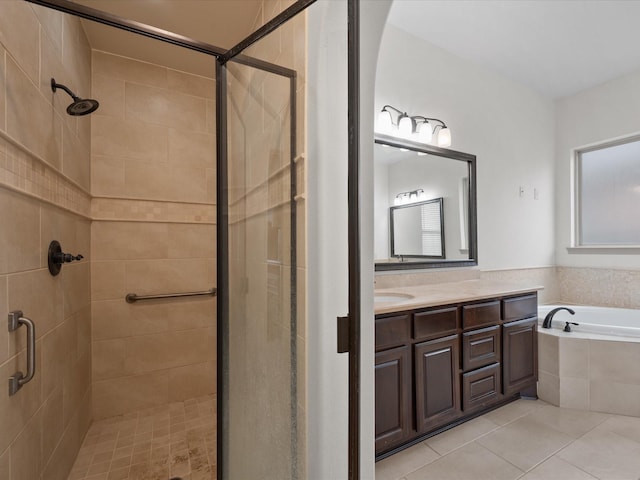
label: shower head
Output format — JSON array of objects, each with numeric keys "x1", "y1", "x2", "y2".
[{"x1": 51, "y1": 78, "x2": 99, "y2": 116}]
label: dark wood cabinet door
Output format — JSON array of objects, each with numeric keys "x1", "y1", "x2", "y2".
[
  {"x1": 503, "y1": 317, "x2": 538, "y2": 396},
  {"x1": 414, "y1": 334, "x2": 461, "y2": 434},
  {"x1": 462, "y1": 363, "x2": 501, "y2": 411},
  {"x1": 375, "y1": 345, "x2": 412, "y2": 453}
]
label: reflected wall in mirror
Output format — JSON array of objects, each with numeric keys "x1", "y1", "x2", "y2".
[
  {"x1": 374, "y1": 134, "x2": 477, "y2": 270},
  {"x1": 390, "y1": 197, "x2": 445, "y2": 259}
]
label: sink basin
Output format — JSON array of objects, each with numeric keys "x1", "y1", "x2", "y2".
[{"x1": 374, "y1": 292, "x2": 415, "y2": 304}]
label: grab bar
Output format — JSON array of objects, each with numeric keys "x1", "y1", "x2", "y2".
[
  {"x1": 125, "y1": 287, "x2": 217, "y2": 303},
  {"x1": 8, "y1": 311, "x2": 36, "y2": 396}
]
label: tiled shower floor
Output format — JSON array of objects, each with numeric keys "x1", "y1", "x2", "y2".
[{"x1": 68, "y1": 395, "x2": 216, "y2": 480}]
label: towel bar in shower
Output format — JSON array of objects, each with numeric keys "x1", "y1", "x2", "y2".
[
  {"x1": 8, "y1": 311, "x2": 36, "y2": 396},
  {"x1": 125, "y1": 288, "x2": 217, "y2": 303}
]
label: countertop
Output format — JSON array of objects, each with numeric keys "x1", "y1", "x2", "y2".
[{"x1": 374, "y1": 279, "x2": 544, "y2": 315}]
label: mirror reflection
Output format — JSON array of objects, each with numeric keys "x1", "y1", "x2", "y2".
[{"x1": 374, "y1": 134, "x2": 477, "y2": 270}]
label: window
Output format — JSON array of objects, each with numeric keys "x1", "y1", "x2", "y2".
[{"x1": 575, "y1": 136, "x2": 640, "y2": 246}]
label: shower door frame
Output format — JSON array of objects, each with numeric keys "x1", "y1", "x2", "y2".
[{"x1": 21, "y1": 0, "x2": 363, "y2": 478}]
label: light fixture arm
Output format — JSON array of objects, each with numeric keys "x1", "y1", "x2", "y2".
[{"x1": 412, "y1": 115, "x2": 447, "y2": 132}]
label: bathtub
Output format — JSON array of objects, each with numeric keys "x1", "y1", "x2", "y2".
[
  {"x1": 537, "y1": 304, "x2": 640, "y2": 338},
  {"x1": 537, "y1": 304, "x2": 640, "y2": 417}
]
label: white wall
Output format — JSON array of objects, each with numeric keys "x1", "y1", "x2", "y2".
[
  {"x1": 376, "y1": 25, "x2": 557, "y2": 271},
  {"x1": 555, "y1": 68, "x2": 640, "y2": 269}
]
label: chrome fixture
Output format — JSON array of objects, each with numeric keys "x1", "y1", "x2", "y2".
[
  {"x1": 377, "y1": 105, "x2": 451, "y2": 147},
  {"x1": 8, "y1": 311, "x2": 36, "y2": 396},
  {"x1": 394, "y1": 188, "x2": 427, "y2": 205},
  {"x1": 541, "y1": 306, "x2": 575, "y2": 329},
  {"x1": 48, "y1": 240, "x2": 84, "y2": 276},
  {"x1": 126, "y1": 288, "x2": 217, "y2": 303},
  {"x1": 51, "y1": 78, "x2": 99, "y2": 116}
]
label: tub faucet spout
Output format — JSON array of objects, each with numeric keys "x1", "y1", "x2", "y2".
[{"x1": 542, "y1": 307, "x2": 575, "y2": 329}]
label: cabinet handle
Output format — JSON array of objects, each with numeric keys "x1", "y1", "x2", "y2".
[{"x1": 8, "y1": 311, "x2": 36, "y2": 397}]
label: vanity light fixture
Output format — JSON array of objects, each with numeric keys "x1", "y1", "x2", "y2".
[
  {"x1": 377, "y1": 105, "x2": 452, "y2": 147},
  {"x1": 394, "y1": 188, "x2": 427, "y2": 206}
]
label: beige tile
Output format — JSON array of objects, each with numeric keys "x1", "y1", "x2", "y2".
[
  {"x1": 42, "y1": 388, "x2": 64, "y2": 466},
  {"x1": 206, "y1": 99, "x2": 216, "y2": 134},
  {"x1": 62, "y1": 123, "x2": 91, "y2": 190},
  {"x1": 0, "y1": 189, "x2": 41, "y2": 275},
  {"x1": 92, "y1": 75, "x2": 125, "y2": 118},
  {"x1": 125, "y1": 82, "x2": 207, "y2": 132},
  {"x1": 93, "y1": 372, "x2": 169, "y2": 419},
  {"x1": 557, "y1": 428, "x2": 640, "y2": 479},
  {"x1": 92, "y1": 115, "x2": 168, "y2": 163},
  {"x1": 40, "y1": 204, "x2": 81, "y2": 270},
  {"x1": 375, "y1": 443, "x2": 439, "y2": 480},
  {"x1": 92, "y1": 261, "x2": 126, "y2": 301},
  {"x1": 537, "y1": 370, "x2": 560, "y2": 406},
  {"x1": 168, "y1": 128, "x2": 215, "y2": 168},
  {"x1": 590, "y1": 380, "x2": 640, "y2": 416},
  {"x1": 0, "y1": 446, "x2": 9, "y2": 480},
  {"x1": 61, "y1": 261, "x2": 90, "y2": 316},
  {"x1": 124, "y1": 161, "x2": 208, "y2": 203},
  {"x1": 75, "y1": 305, "x2": 92, "y2": 362},
  {"x1": 559, "y1": 337, "x2": 589, "y2": 379},
  {"x1": 167, "y1": 69, "x2": 215, "y2": 100},
  {"x1": 167, "y1": 223, "x2": 216, "y2": 259},
  {"x1": 0, "y1": 276, "x2": 7, "y2": 364},
  {"x1": 91, "y1": 155, "x2": 126, "y2": 196},
  {"x1": 92, "y1": 222, "x2": 169, "y2": 260},
  {"x1": 6, "y1": 56, "x2": 63, "y2": 169},
  {"x1": 0, "y1": 45, "x2": 5, "y2": 133},
  {"x1": 0, "y1": 1, "x2": 39, "y2": 84},
  {"x1": 0, "y1": 348, "x2": 42, "y2": 454},
  {"x1": 31, "y1": 3, "x2": 64, "y2": 58},
  {"x1": 93, "y1": 338, "x2": 126, "y2": 381},
  {"x1": 589, "y1": 339, "x2": 640, "y2": 383},
  {"x1": 425, "y1": 416, "x2": 499, "y2": 455},
  {"x1": 41, "y1": 320, "x2": 76, "y2": 399},
  {"x1": 524, "y1": 404, "x2": 608, "y2": 438},
  {"x1": 519, "y1": 456, "x2": 598, "y2": 480},
  {"x1": 125, "y1": 258, "x2": 214, "y2": 298},
  {"x1": 62, "y1": 14, "x2": 91, "y2": 98},
  {"x1": 10, "y1": 409, "x2": 42, "y2": 480},
  {"x1": 560, "y1": 377, "x2": 590, "y2": 411},
  {"x1": 8, "y1": 269, "x2": 63, "y2": 351},
  {"x1": 476, "y1": 415, "x2": 573, "y2": 471},
  {"x1": 123, "y1": 328, "x2": 214, "y2": 375},
  {"x1": 93, "y1": 51, "x2": 167, "y2": 89},
  {"x1": 537, "y1": 330, "x2": 558, "y2": 376},
  {"x1": 168, "y1": 361, "x2": 216, "y2": 402},
  {"x1": 483, "y1": 399, "x2": 545, "y2": 426},
  {"x1": 41, "y1": 30, "x2": 76, "y2": 135},
  {"x1": 593, "y1": 415, "x2": 640, "y2": 444},
  {"x1": 92, "y1": 300, "x2": 169, "y2": 341},
  {"x1": 165, "y1": 299, "x2": 216, "y2": 331},
  {"x1": 406, "y1": 442, "x2": 522, "y2": 480},
  {"x1": 63, "y1": 352, "x2": 92, "y2": 425}
]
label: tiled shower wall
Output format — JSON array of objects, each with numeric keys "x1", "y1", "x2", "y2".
[
  {"x1": 0, "y1": 3, "x2": 93, "y2": 479},
  {"x1": 90, "y1": 51, "x2": 217, "y2": 419}
]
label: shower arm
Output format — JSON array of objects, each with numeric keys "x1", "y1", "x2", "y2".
[{"x1": 51, "y1": 79, "x2": 79, "y2": 101}]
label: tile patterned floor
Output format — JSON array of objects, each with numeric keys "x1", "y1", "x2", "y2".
[
  {"x1": 377, "y1": 399, "x2": 640, "y2": 480},
  {"x1": 68, "y1": 395, "x2": 216, "y2": 480}
]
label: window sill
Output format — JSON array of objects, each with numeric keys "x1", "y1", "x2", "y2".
[{"x1": 567, "y1": 246, "x2": 640, "y2": 254}]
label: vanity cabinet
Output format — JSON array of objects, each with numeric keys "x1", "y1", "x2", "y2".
[
  {"x1": 375, "y1": 291, "x2": 538, "y2": 458},
  {"x1": 414, "y1": 334, "x2": 461, "y2": 433}
]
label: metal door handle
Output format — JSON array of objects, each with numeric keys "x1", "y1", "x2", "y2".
[{"x1": 8, "y1": 311, "x2": 36, "y2": 396}]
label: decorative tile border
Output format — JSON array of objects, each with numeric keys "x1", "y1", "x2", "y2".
[
  {"x1": 92, "y1": 197, "x2": 216, "y2": 224},
  {"x1": 0, "y1": 133, "x2": 92, "y2": 218}
]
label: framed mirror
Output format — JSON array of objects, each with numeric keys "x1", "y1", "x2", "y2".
[{"x1": 374, "y1": 133, "x2": 477, "y2": 270}]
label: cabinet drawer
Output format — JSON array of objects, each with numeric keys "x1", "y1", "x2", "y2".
[
  {"x1": 414, "y1": 307, "x2": 459, "y2": 341},
  {"x1": 375, "y1": 314, "x2": 411, "y2": 351},
  {"x1": 462, "y1": 325, "x2": 501, "y2": 371},
  {"x1": 462, "y1": 363, "x2": 501, "y2": 412},
  {"x1": 462, "y1": 301, "x2": 500, "y2": 330},
  {"x1": 502, "y1": 294, "x2": 538, "y2": 322}
]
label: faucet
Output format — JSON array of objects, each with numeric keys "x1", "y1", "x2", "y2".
[{"x1": 542, "y1": 307, "x2": 575, "y2": 329}]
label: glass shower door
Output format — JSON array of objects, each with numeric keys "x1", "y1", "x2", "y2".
[{"x1": 218, "y1": 48, "x2": 299, "y2": 478}]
